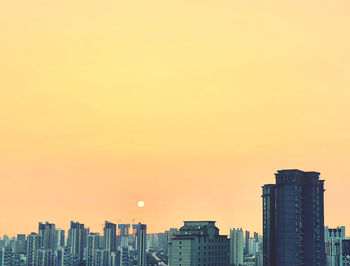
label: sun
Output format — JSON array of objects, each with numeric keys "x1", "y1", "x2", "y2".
[{"x1": 137, "y1": 201, "x2": 145, "y2": 208}]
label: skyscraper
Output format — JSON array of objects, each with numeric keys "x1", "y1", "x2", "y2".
[
  {"x1": 253, "y1": 232, "x2": 259, "y2": 242},
  {"x1": 27, "y1": 233, "x2": 41, "y2": 266},
  {"x1": 262, "y1": 169, "x2": 325, "y2": 266},
  {"x1": 67, "y1": 221, "x2": 86, "y2": 265},
  {"x1": 38, "y1": 222, "x2": 56, "y2": 250},
  {"x1": 136, "y1": 223, "x2": 146, "y2": 266},
  {"x1": 87, "y1": 233, "x2": 100, "y2": 266},
  {"x1": 168, "y1": 221, "x2": 229, "y2": 266},
  {"x1": 56, "y1": 229, "x2": 65, "y2": 248},
  {"x1": 244, "y1": 231, "x2": 250, "y2": 255},
  {"x1": 230, "y1": 228, "x2": 244, "y2": 266},
  {"x1": 104, "y1": 221, "x2": 117, "y2": 253}
]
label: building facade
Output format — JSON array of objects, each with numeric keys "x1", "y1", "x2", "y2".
[
  {"x1": 67, "y1": 221, "x2": 86, "y2": 265},
  {"x1": 262, "y1": 169, "x2": 326, "y2": 266},
  {"x1": 136, "y1": 223, "x2": 146, "y2": 266},
  {"x1": 26, "y1": 233, "x2": 41, "y2": 266},
  {"x1": 325, "y1": 226, "x2": 350, "y2": 266},
  {"x1": 169, "y1": 221, "x2": 229, "y2": 266},
  {"x1": 229, "y1": 228, "x2": 243, "y2": 266},
  {"x1": 104, "y1": 221, "x2": 117, "y2": 253},
  {"x1": 38, "y1": 222, "x2": 56, "y2": 250}
]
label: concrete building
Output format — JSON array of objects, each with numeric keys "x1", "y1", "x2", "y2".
[
  {"x1": 93, "y1": 249, "x2": 109, "y2": 266},
  {"x1": 166, "y1": 228, "x2": 178, "y2": 256},
  {"x1": 56, "y1": 229, "x2": 65, "y2": 248},
  {"x1": 253, "y1": 233, "x2": 259, "y2": 242},
  {"x1": 229, "y1": 228, "x2": 243, "y2": 266},
  {"x1": 12, "y1": 253, "x2": 26, "y2": 266},
  {"x1": 67, "y1": 221, "x2": 87, "y2": 265},
  {"x1": 325, "y1": 227, "x2": 346, "y2": 242},
  {"x1": 136, "y1": 223, "x2": 146, "y2": 266},
  {"x1": 109, "y1": 251, "x2": 120, "y2": 266},
  {"x1": 26, "y1": 233, "x2": 41, "y2": 266},
  {"x1": 325, "y1": 226, "x2": 350, "y2": 266},
  {"x1": 38, "y1": 222, "x2": 56, "y2": 250},
  {"x1": 15, "y1": 234, "x2": 27, "y2": 254},
  {"x1": 262, "y1": 169, "x2": 326, "y2": 266},
  {"x1": 120, "y1": 247, "x2": 131, "y2": 266},
  {"x1": 325, "y1": 239, "x2": 350, "y2": 266},
  {"x1": 37, "y1": 249, "x2": 56, "y2": 266},
  {"x1": 57, "y1": 246, "x2": 74, "y2": 266},
  {"x1": 0, "y1": 247, "x2": 13, "y2": 266},
  {"x1": 169, "y1": 221, "x2": 229, "y2": 266},
  {"x1": 244, "y1": 231, "x2": 250, "y2": 255},
  {"x1": 87, "y1": 233, "x2": 100, "y2": 266},
  {"x1": 255, "y1": 251, "x2": 263, "y2": 266},
  {"x1": 104, "y1": 221, "x2": 117, "y2": 253}
]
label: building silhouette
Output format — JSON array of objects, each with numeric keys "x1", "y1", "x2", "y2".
[
  {"x1": 86, "y1": 233, "x2": 100, "y2": 266},
  {"x1": 136, "y1": 223, "x2": 146, "y2": 266},
  {"x1": 104, "y1": 221, "x2": 117, "y2": 253},
  {"x1": 38, "y1": 222, "x2": 56, "y2": 250},
  {"x1": 262, "y1": 169, "x2": 325, "y2": 266},
  {"x1": 244, "y1": 231, "x2": 250, "y2": 255},
  {"x1": 67, "y1": 221, "x2": 87, "y2": 265},
  {"x1": 56, "y1": 229, "x2": 65, "y2": 248},
  {"x1": 26, "y1": 233, "x2": 41, "y2": 266}
]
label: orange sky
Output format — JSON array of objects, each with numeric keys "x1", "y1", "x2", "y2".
[{"x1": 1, "y1": 0, "x2": 350, "y2": 236}]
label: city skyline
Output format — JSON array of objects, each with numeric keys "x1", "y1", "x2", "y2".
[
  {"x1": 2, "y1": 0, "x2": 350, "y2": 237},
  {"x1": 0, "y1": 167, "x2": 348, "y2": 237}
]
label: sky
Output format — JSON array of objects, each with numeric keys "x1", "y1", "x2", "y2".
[{"x1": 1, "y1": 0, "x2": 350, "y2": 236}]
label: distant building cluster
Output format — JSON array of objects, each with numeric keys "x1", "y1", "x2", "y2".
[
  {"x1": 0, "y1": 169, "x2": 348, "y2": 266},
  {"x1": 0, "y1": 221, "x2": 149, "y2": 266}
]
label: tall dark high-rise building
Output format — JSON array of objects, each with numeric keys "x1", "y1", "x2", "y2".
[
  {"x1": 104, "y1": 221, "x2": 116, "y2": 252},
  {"x1": 245, "y1": 230, "x2": 250, "y2": 254},
  {"x1": 27, "y1": 232, "x2": 41, "y2": 266},
  {"x1": 56, "y1": 229, "x2": 65, "y2": 248},
  {"x1": 67, "y1": 221, "x2": 87, "y2": 265},
  {"x1": 254, "y1": 232, "x2": 259, "y2": 242},
  {"x1": 38, "y1": 222, "x2": 56, "y2": 250},
  {"x1": 86, "y1": 233, "x2": 100, "y2": 266},
  {"x1": 262, "y1": 169, "x2": 325, "y2": 266},
  {"x1": 136, "y1": 223, "x2": 146, "y2": 266},
  {"x1": 262, "y1": 184, "x2": 276, "y2": 266}
]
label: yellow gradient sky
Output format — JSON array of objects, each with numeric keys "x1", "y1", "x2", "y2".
[{"x1": 1, "y1": 0, "x2": 350, "y2": 236}]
